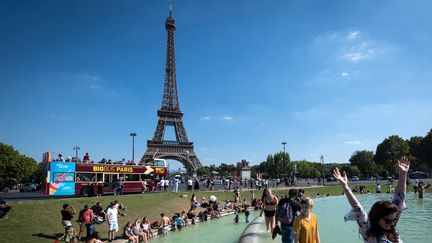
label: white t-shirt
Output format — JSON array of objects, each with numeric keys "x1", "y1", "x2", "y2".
[
  {"x1": 160, "y1": 179, "x2": 165, "y2": 187},
  {"x1": 187, "y1": 179, "x2": 193, "y2": 186},
  {"x1": 107, "y1": 207, "x2": 118, "y2": 222}
]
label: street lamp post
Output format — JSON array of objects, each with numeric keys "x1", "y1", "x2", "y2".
[
  {"x1": 281, "y1": 141, "x2": 287, "y2": 180},
  {"x1": 282, "y1": 142, "x2": 287, "y2": 154},
  {"x1": 73, "y1": 146, "x2": 80, "y2": 160},
  {"x1": 130, "y1": 132, "x2": 137, "y2": 163}
]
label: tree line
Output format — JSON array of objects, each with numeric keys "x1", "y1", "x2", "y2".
[
  {"x1": 350, "y1": 129, "x2": 432, "y2": 178},
  {"x1": 0, "y1": 143, "x2": 44, "y2": 188},
  {"x1": 197, "y1": 129, "x2": 432, "y2": 179}
]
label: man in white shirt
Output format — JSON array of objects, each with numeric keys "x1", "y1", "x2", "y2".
[
  {"x1": 160, "y1": 178, "x2": 165, "y2": 192},
  {"x1": 165, "y1": 178, "x2": 170, "y2": 192},
  {"x1": 187, "y1": 178, "x2": 193, "y2": 191},
  {"x1": 107, "y1": 203, "x2": 118, "y2": 242}
]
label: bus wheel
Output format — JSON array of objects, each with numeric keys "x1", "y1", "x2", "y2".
[{"x1": 81, "y1": 187, "x2": 91, "y2": 196}]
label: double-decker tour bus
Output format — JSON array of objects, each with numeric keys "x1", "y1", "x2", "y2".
[{"x1": 42, "y1": 152, "x2": 168, "y2": 196}]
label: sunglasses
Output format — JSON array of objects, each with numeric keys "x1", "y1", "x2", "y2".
[{"x1": 382, "y1": 217, "x2": 396, "y2": 224}]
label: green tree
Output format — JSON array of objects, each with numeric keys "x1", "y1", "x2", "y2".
[
  {"x1": 0, "y1": 143, "x2": 38, "y2": 185},
  {"x1": 262, "y1": 152, "x2": 291, "y2": 178},
  {"x1": 349, "y1": 150, "x2": 375, "y2": 177},
  {"x1": 420, "y1": 129, "x2": 432, "y2": 172},
  {"x1": 374, "y1": 135, "x2": 409, "y2": 176},
  {"x1": 196, "y1": 166, "x2": 210, "y2": 176},
  {"x1": 295, "y1": 160, "x2": 317, "y2": 178},
  {"x1": 250, "y1": 164, "x2": 261, "y2": 178},
  {"x1": 218, "y1": 163, "x2": 236, "y2": 177},
  {"x1": 407, "y1": 136, "x2": 424, "y2": 171}
]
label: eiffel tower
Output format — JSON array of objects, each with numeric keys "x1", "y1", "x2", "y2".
[{"x1": 140, "y1": 2, "x2": 202, "y2": 175}]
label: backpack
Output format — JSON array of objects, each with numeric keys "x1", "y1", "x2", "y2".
[{"x1": 276, "y1": 200, "x2": 293, "y2": 225}]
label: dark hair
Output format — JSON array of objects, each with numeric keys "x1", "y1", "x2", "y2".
[
  {"x1": 288, "y1": 189, "x2": 298, "y2": 197},
  {"x1": 63, "y1": 204, "x2": 69, "y2": 209},
  {"x1": 367, "y1": 200, "x2": 399, "y2": 242},
  {"x1": 261, "y1": 189, "x2": 269, "y2": 200}
]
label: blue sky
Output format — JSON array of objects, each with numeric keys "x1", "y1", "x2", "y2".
[{"x1": 1, "y1": 0, "x2": 431, "y2": 169}]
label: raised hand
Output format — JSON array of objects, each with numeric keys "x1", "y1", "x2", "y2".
[
  {"x1": 333, "y1": 167, "x2": 349, "y2": 188},
  {"x1": 397, "y1": 156, "x2": 410, "y2": 174}
]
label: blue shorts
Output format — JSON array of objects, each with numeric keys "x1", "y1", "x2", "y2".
[{"x1": 109, "y1": 221, "x2": 118, "y2": 232}]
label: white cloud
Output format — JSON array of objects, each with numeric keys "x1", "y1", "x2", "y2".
[
  {"x1": 200, "y1": 116, "x2": 211, "y2": 121},
  {"x1": 306, "y1": 30, "x2": 395, "y2": 88},
  {"x1": 344, "y1": 140, "x2": 363, "y2": 145},
  {"x1": 223, "y1": 116, "x2": 233, "y2": 120},
  {"x1": 348, "y1": 31, "x2": 360, "y2": 40},
  {"x1": 342, "y1": 47, "x2": 376, "y2": 62}
]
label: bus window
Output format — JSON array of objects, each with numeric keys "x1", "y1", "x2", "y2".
[
  {"x1": 141, "y1": 174, "x2": 154, "y2": 180},
  {"x1": 154, "y1": 159, "x2": 166, "y2": 167},
  {"x1": 76, "y1": 173, "x2": 96, "y2": 182},
  {"x1": 95, "y1": 173, "x2": 103, "y2": 181},
  {"x1": 124, "y1": 174, "x2": 140, "y2": 181},
  {"x1": 103, "y1": 174, "x2": 118, "y2": 188}
]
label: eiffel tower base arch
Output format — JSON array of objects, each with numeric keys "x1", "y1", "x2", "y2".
[{"x1": 140, "y1": 142, "x2": 202, "y2": 175}]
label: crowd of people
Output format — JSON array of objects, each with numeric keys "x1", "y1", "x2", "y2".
[
  {"x1": 56, "y1": 189, "x2": 254, "y2": 243},
  {"x1": 261, "y1": 156, "x2": 417, "y2": 243},
  {"x1": 58, "y1": 200, "x2": 129, "y2": 243},
  {"x1": 40, "y1": 155, "x2": 429, "y2": 243}
]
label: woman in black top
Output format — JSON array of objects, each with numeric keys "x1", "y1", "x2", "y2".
[{"x1": 61, "y1": 204, "x2": 76, "y2": 230}]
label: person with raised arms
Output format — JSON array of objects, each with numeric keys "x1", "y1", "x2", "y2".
[{"x1": 333, "y1": 156, "x2": 410, "y2": 243}]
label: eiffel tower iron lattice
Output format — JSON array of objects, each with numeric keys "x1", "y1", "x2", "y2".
[{"x1": 140, "y1": 3, "x2": 202, "y2": 175}]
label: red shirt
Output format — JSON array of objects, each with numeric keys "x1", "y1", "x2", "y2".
[{"x1": 81, "y1": 209, "x2": 94, "y2": 224}]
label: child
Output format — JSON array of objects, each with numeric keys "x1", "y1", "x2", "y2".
[
  {"x1": 245, "y1": 208, "x2": 250, "y2": 223},
  {"x1": 234, "y1": 213, "x2": 239, "y2": 223},
  {"x1": 293, "y1": 198, "x2": 320, "y2": 243},
  {"x1": 175, "y1": 213, "x2": 185, "y2": 231}
]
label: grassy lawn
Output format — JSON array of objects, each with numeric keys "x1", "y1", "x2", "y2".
[{"x1": 0, "y1": 183, "x2": 388, "y2": 242}]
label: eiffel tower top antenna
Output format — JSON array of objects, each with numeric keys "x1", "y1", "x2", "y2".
[{"x1": 169, "y1": 0, "x2": 173, "y2": 17}]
